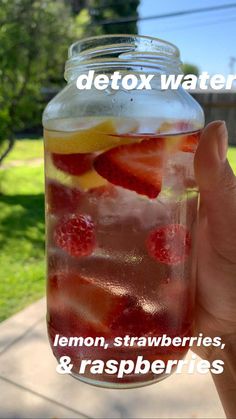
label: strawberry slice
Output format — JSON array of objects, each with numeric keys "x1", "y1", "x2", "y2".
[
  {"x1": 88, "y1": 183, "x2": 117, "y2": 199},
  {"x1": 94, "y1": 138, "x2": 165, "y2": 199},
  {"x1": 48, "y1": 271, "x2": 133, "y2": 337},
  {"x1": 110, "y1": 302, "x2": 170, "y2": 337},
  {"x1": 46, "y1": 180, "x2": 82, "y2": 214},
  {"x1": 179, "y1": 131, "x2": 200, "y2": 153},
  {"x1": 52, "y1": 152, "x2": 94, "y2": 176},
  {"x1": 174, "y1": 121, "x2": 194, "y2": 132},
  {"x1": 47, "y1": 270, "x2": 168, "y2": 339}
]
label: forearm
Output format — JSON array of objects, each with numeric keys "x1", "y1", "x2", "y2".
[{"x1": 209, "y1": 334, "x2": 236, "y2": 419}]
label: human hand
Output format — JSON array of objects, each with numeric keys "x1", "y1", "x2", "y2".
[{"x1": 193, "y1": 121, "x2": 236, "y2": 359}]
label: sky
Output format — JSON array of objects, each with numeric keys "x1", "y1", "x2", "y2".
[{"x1": 138, "y1": 0, "x2": 236, "y2": 76}]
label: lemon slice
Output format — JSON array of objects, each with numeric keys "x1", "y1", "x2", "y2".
[
  {"x1": 45, "y1": 152, "x2": 107, "y2": 190},
  {"x1": 44, "y1": 118, "x2": 139, "y2": 154},
  {"x1": 157, "y1": 121, "x2": 174, "y2": 133},
  {"x1": 70, "y1": 170, "x2": 106, "y2": 190}
]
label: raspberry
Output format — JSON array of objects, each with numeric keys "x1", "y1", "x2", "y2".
[
  {"x1": 54, "y1": 214, "x2": 96, "y2": 257},
  {"x1": 146, "y1": 224, "x2": 191, "y2": 265}
]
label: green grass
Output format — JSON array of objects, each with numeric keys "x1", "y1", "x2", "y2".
[
  {"x1": 0, "y1": 163, "x2": 45, "y2": 322},
  {"x1": 0, "y1": 140, "x2": 235, "y2": 322},
  {"x1": 228, "y1": 147, "x2": 236, "y2": 174},
  {"x1": 5, "y1": 138, "x2": 236, "y2": 170},
  {"x1": 4, "y1": 139, "x2": 43, "y2": 163}
]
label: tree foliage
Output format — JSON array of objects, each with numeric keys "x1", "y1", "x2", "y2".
[
  {"x1": 83, "y1": 0, "x2": 140, "y2": 36},
  {"x1": 0, "y1": 0, "x2": 140, "y2": 163},
  {"x1": 0, "y1": 0, "x2": 77, "y2": 161},
  {"x1": 182, "y1": 63, "x2": 200, "y2": 77}
]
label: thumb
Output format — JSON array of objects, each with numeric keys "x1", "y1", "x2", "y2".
[{"x1": 194, "y1": 121, "x2": 236, "y2": 263}]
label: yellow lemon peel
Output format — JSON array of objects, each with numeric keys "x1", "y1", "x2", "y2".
[{"x1": 44, "y1": 118, "x2": 139, "y2": 154}]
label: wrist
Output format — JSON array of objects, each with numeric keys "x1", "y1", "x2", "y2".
[
  {"x1": 208, "y1": 333, "x2": 236, "y2": 363},
  {"x1": 208, "y1": 334, "x2": 236, "y2": 419}
]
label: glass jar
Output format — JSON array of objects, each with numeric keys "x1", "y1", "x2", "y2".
[{"x1": 43, "y1": 35, "x2": 204, "y2": 389}]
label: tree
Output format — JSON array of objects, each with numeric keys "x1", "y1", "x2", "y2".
[
  {"x1": 0, "y1": 0, "x2": 140, "y2": 164},
  {"x1": 182, "y1": 63, "x2": 200, "y2": 77},
  {"x1": 0, "y1": 0, "x2": 77, "y2": 163},
  {"x1": 81, "y1": 0, "x2": 140, "y2": 35}
]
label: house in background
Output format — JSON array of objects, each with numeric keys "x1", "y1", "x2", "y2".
[{"x1": 192, "y1": 90, "x2": 236, "y2": 145}]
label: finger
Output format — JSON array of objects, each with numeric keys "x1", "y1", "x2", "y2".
[{"x1": 194, "y1": 121, "x2": 236, "y2": 262}]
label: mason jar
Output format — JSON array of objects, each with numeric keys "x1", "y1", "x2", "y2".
[{"x1": 43, "y1": 34, "x2": 204, "y2": 388}]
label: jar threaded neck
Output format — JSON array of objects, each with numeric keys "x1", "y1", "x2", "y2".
[{"x1": 65, "y1": 34, "x2": 182, "y2": 82}]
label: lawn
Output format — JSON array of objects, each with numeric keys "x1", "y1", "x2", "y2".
[
  {"x1": 0, "y1": 139, "x2": 236, "y2": 322},
  {"x1": 0, "y1": 140, "x2": 44, "y2": 322},
  {"x1": 4, "y1": 138, "x2": 43, "y2": 163},
  {"x1": 228, "y1": 147, "x2": 236, "y2": 174}
]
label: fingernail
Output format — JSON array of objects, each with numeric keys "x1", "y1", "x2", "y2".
[{"x1": 216, "y1": 121, "x2": 228, "y2": 162}]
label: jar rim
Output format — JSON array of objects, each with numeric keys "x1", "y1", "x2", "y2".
[
  {"x1": 65, "y1": 34, "x2": 182, "y2": 82},
  {"x1": 69, "y1": 34, "x2": 180, "y2": 58}
]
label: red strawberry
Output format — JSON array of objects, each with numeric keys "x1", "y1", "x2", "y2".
[
  {"x1": 52, "y1": 152, "x2": 94, "y2": 176},
  {"x1": 94, "y1": 138, "x2": 165, "y2": 199},
  {"x1": 46, "y1": 180, "x2": 82, "y2": 214},
  {"x1": 48, "y1": 271, "x2": 133, "y2": 337},
  {"x1": 54, "y1": 214, "x2": 96, "y2": 257},
  {"x1": 179, "y1": 131, "x2": 200, "y2": 153},
  {"x1": 88, "y1": 183, "x2": 117, "y2": 198},
  {"x1": 174, "y1": 121, "x2": 194, "y2": 132},
  {"x1": 146, "y1": 224, "x2": 191, "y2": 265},
  {"x1": 47, "y1": 270, "x2": 166, "y2": 339},
  {"x1": 110, "y1": 301, "x2": 169, "y2": 337},
  {"x1": 158, "y1": 278, "x2": 194, "y2": 337}
]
